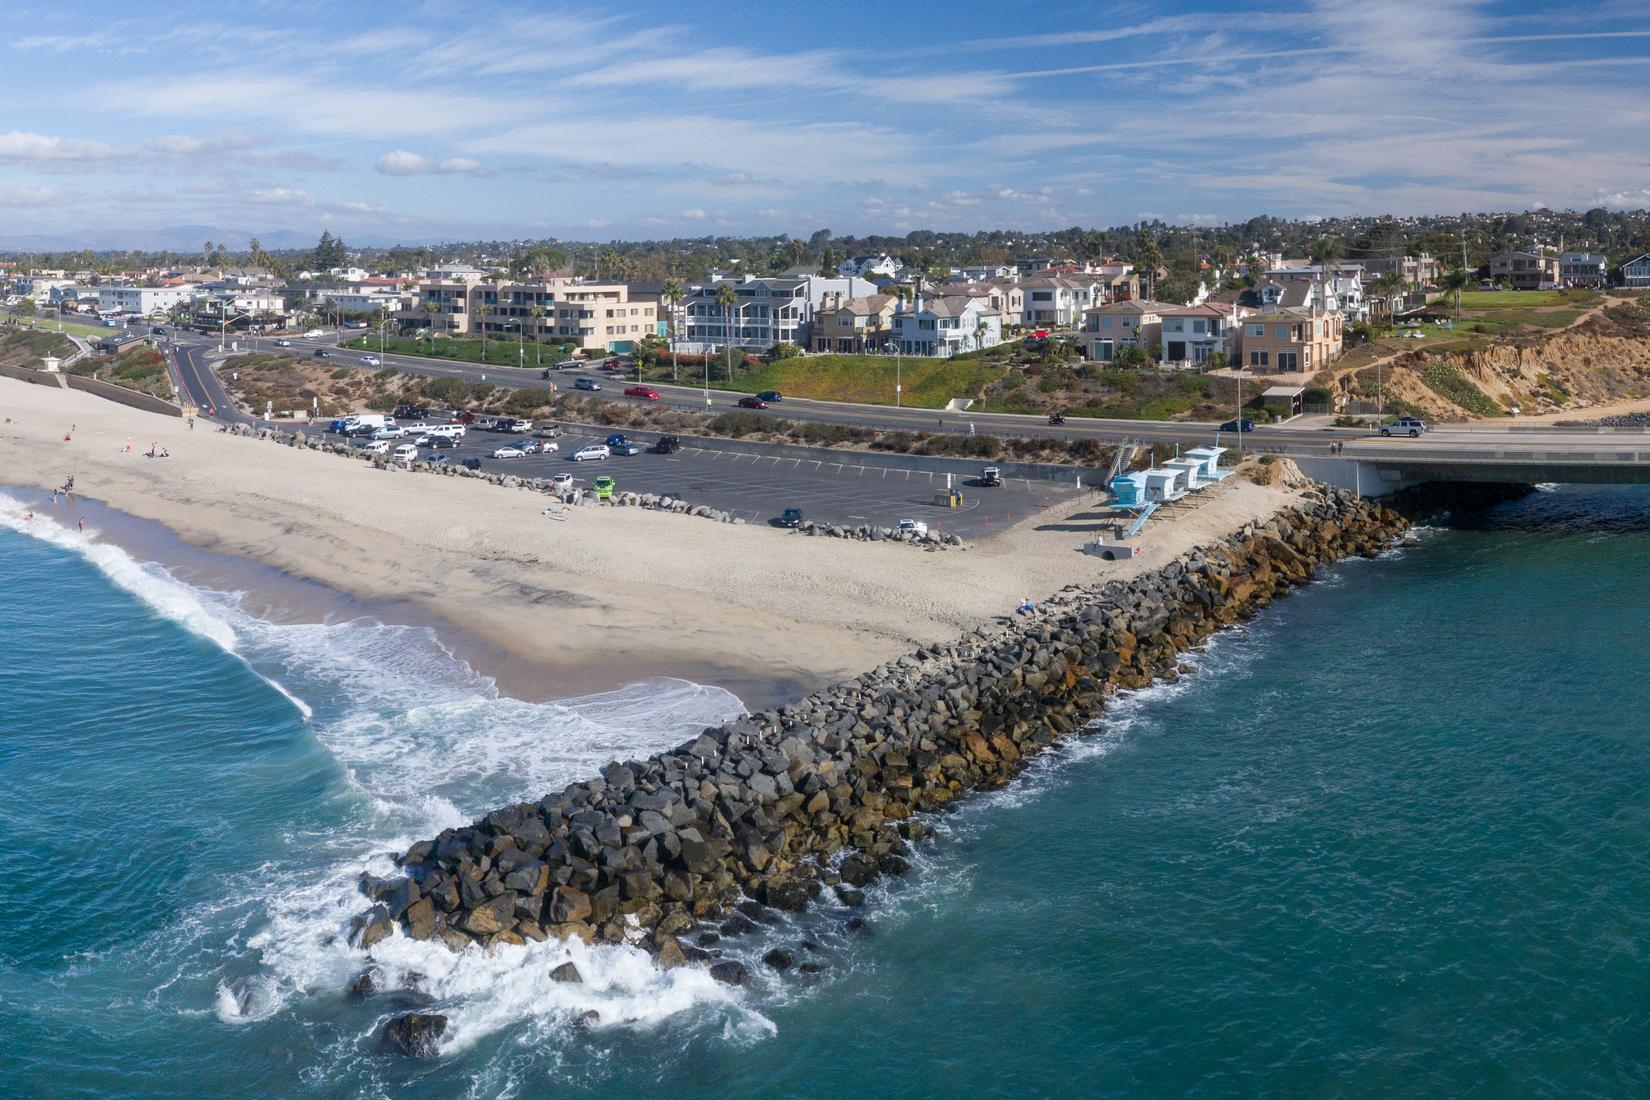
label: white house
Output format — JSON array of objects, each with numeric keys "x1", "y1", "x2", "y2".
[
  {"x1": 1019, "y1": 275, "x2": 1109, "y2": 328},
  {"x1": 1559, "y1": 252, "x2": 1608, "y2": 287},
  {"x1": 1157, "y1": 303, "x2": 1249, "y2": 366},
  {"x1": 891, "y1": 294, "x2": 1002, "y2": 357},
  {"x1": 836, "y1": 254, "x2": 899, "y2": 279}
]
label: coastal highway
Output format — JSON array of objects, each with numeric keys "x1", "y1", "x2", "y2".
[
  {"x1": 165, "y1": 341, "x2": 256, "y2": 427},
  {"x1": 169, "y1": 333, "x2": 1650, "y2": 465}
]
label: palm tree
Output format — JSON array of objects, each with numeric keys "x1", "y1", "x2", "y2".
[
  {"x1": 714, "y1": 282, "x2": 738, "y2": 381},
  {"x1": 528, "y1": 304, "x2": 546, "y2": 366},
  {"x1": 662, "y1": 277, "x2": 683, "y2": 381},
  {"x1": 472, "y1": 292, "x2": 489, "y2": 358},
  {"x1": 423, "y1": 300, "x2": 441, "y2": 346},
  {"x1": 1441, "y1": 267, "x2": 1472, "y2": 325}
]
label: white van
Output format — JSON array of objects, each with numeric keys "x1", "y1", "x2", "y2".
[
  {"x1": 345, "y1": 413, "x2": 389, "y2": 431},
  {"x1": 391, "y1": 443, "x2": 419, "y2": 463},
  {"x1": 424, "y1": 424, "x2": 465, "y2": 440}
]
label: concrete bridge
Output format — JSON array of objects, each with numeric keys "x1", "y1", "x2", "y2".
[{"x1": 1275, "y1": 426, "x2": 1650, "y2": 495}]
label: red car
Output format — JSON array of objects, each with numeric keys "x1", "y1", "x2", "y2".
[
  {"x1": 737, "y1": 396, "x2": 769, "y2": 410},
  {"x1": 624, "y1": 385, "x2": 661, "y2": 400}
]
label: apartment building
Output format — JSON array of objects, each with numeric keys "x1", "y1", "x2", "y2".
[
  {"x1": 97, "y1": 284, "x2": 201, "y2": 315},
  {"x1": 682, "y1": 274, "x2": 854, "y2": 349},
  {"x1": 1620, "y1": 254, "x2": 1650, "y2": 288},
  {"x1": 403, "y1": 275, "x2": 657, "y2": 353},
  {"x1": 1080, "y1": 299, "x2": 1168, "y2": 362},
  {"x1": 1361, "y1": 254, "x2": 1439, "y2": 286},
  {"x1": 810, "y1": 292, "x2": 899, "y2": 353},
  {"x1": 1488, "y1": 250, "x2": 1559, "y2": 290},
  {"x1": 1237, "y1": 307, "x2": 1342, "y2": 373}
]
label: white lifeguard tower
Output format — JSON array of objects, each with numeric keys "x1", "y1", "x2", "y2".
[{"x1": 1185, "y1": 445, "x2": 1231, "y2": 482}]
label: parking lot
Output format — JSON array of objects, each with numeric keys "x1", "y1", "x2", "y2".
[{"x1": 325, "y1": 423, "x2": 1079, "y2": 538}]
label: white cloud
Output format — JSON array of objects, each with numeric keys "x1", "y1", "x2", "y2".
[
  {"x1": 681, "y1": 208, "x2": 707, "y2": 219},
  {"x1": 0, "y1": 130, "x2": 122, "y2": 163},
  {"x1": 377, "y1": 149, "x2": 489, "y2": 175},
  {"x1": 250, "y1": 186, "x2": 314, "y2": 205},
  {"x1": 143, "y1": 129, "x2": 253, "y2": 155},
  {"x1": 376, "y1": 149, "x2": 432, "y2": 175},
  {"x1": 0, "y1": 185, "x2": 64, "y2": 205}
]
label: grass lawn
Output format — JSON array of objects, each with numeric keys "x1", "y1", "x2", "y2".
[
  {"x1": 342, "y1": 334, "x2": 576, "y2": 369},
  {"x1": 7, "y1": 316, "x2": 114, "y2": 340},
  {"x1": 687, "y1": 353, "x2": 1011, "y2": 409}
]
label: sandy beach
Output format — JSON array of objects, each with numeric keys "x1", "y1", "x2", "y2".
[{"x1": 0, "y1": 376, "x2": 1300, "y2": 702}]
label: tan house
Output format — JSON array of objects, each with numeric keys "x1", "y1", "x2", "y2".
[
  {"x1": 1080, "y1": 299, "x2": 1169, "y2": 361},
  {"x1": 1488, "y1": 250, "x2": 1559, "y2": 291},
  {"x1": 1237, "y1": 307, "x2": 1342, "y2": 373},
  {"x1": 943, "y1": 280, "x2": 1024, "y2": 325},
  {"x1": 810, "y1": 292, "x2": 899, "y2": 353}
]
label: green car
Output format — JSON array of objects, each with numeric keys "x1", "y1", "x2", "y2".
[{"x1": 593, "y1": 474, "x2": 616, "y2": 500}]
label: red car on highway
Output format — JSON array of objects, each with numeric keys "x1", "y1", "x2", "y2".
[
  {"x1": 736, "y1": 396, "x2": 769, "y2": 410},
  {"x1": 624, "y1": 385, "x2": 661, "y2": 400}
]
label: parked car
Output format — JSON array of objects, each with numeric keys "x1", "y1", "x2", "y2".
[
  {"x1": 422, "y1": 435, "x2": 460, "y2": 449},
  {"x1": 1219, "y1": 419, "x2": 1256, "y2": 433},
  {"x1": 604, "y1": 434, "x2": 630, "y2": 449},
  {"x1": 778, "y1": 507, "x2": 804, "y2": 528},
  {"x1": 326, "y1": 419, "x2": 351, "y2": 434},
  {"x1": 391, "y1": 444, "x2": 419, "y2": 463},
  {"x1": 428, "y1": 453, "x2": 451, "y2": 465},
  {"x1": 357, "y1": 439, "x2": 390, "y2": 455},
  {"x1": 533, "y1": 424, "x2": 562, "y2": 439},
  {"x1": 737, "y1": 396, "x2": 769, "y2": 410},
  {"x1": 612, "y1": 442, "x2": 642, "y2": 456},
  {"x1": 371, "y1": 426, "x2": 407, "y2": 440},
  {"x1": 451, "y1": 410, "x2": 477, "y2": 424},
  {"x1": 550, "y1": 473, "x2": 574, "y2": 490},
  {"x1": 517, "y1": 439, "x2": 543, "y2": 455},
  {"x1": 592, "y1": 474, "x2": 616, "y2": 499},
  {"x1": 492, "y1": 446, "x2": 526, "y2": 459},
  {"x1": 980, "y1": 466, "x2": 1003, "y2": 487},
  {"x1": 273, "y1": 338, "x2": 292, "y2": 347},
  {"x1": 360, "y1": 355, "x2": 381, "y2": 366},
  {"x1": 460, "y1": 457, "x2": 481, "y2": 469},
  {"x1": 756, "y1": 390, "x2": 783, "y2": 402},
  {"x1": 654, "y1": 435, "x2": 682, "y2": 454},
  {"x1": 624, "y1": 385, "x2": 661, "y2": 400},
  {"x1": 572, "y1": 444, "x2": 611, "y2": 462},
  {"x1": 1379, "y1": 416, "x2": 1430, "y2": 438},
  {"x1": 394, "y1": 403, "x2": 430, "y2": 419},
  {"x1": 574, "y1": 377, "x2": 602, "y2": 391},
  {"x1": 897, "y1": 518, "x2": 929, "y2": 537},
  {"x1": 312, "y1": 348, "x2": 331, "y2": 359}
]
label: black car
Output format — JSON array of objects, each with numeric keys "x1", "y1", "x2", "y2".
[
  {"x1": 313, "y1": 348, "x2": 331, "y2": 359},
  {"x1": 459, "y1": 457, "x2": 482, "y2": 469},
  {"x1": 756, "y1": 390, "x2": 783, "y2": 402},
  {"x1": 394, "y1": 403, "x2": 429, "y2": 419},
  {"x1": 654, "y1": 434, "x2": 682, "y2": 454},
  {"x1": 1220, "y1": 419, "x2": 1256, "y2": 433},
  {"x1": 778, "y1": 507, "x2": 804, "y2": 528},
  {"x1": 427, "y1": 435, "x2": 460, "y2": 449}
]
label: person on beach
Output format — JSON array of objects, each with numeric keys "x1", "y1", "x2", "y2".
[
  {"x1": 188, "y1": 416, "x2": 194, "y2": 431},
  {"x1": 78, "y1": 517, "x2": 84, "y2": 533},
  {"x1": 1017, "y1": 596, "x2": 1035, "y2": 615}
]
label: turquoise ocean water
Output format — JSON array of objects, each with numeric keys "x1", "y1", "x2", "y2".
[{"x1": 2, "y1": 485, "x2": 1648, "y2": 1097}]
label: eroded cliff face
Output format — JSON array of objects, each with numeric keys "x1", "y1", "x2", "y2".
[{"x1": 1376, "y1": 301, "x2": 1650, "y2": 420}]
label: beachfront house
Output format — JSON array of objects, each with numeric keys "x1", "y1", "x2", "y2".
[
  {"x1": 1559, "y1": 252, "x2": 1608, "y2": 287},
  {"x1": 1237, "y1": 307, "x2": 1343, "y2": 372},
  {"x1": 1081, "y1": 299, "x2": 1166, "y2": 362},
  {"x1": 1157, "y1": 303, "x2": 1246, "y2": 366},
  {"x1": 1489, "y1": 250, "x2": 1559, "y2": 290},
  {"x1": 1618, "y1": 254, "x2": 1650, "y2": 288},
  {"x1": 890, "y1": 294, "x2": 1003, "y2": 357},
  {"x1": 809, "y1": 292, "x2": 899, "y2": 353}
]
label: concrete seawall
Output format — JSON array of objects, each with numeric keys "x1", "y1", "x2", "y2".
[{"x1": 351, "y1": 481, "x2": 1525, "y2": 969}]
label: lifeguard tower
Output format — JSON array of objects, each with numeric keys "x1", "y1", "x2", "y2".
[
  {"x1": 1108, "y1": 469, "x2": 1157, "y2": 538},
  {"x1": 1144, "y1": 467, "x2": 1191, "y2": 503},
  {"x1": 1184, "y1": 445, "x2": 1231, "y2": 482},
  {"x1": 1163, "y1": 457, "x2": 1207, "y2": 492}
]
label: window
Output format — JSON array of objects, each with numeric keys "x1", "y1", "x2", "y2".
[
  {"x1": 1191, "y1": 319, "x2": 1207, "y2": 335},
  {"x1": 1249, "y1": 350, "x2": 1269, "y2": 367},
  {"x1": 1276, "y1": 351, "x2": 1299, "y2": 371},
  {"x1": 1032, "y1": 291, "x2": 1053, "y2": 301},
  {"x1": 1168, "y1": 319, "x2": 1184, "y2": 332},
  {"x1": 1247, "y1": 323, "x2": 1265, "y2": 337},
  {"x1": 1100, "y1": 316, "x2": 1113, "y2": 330},
  {"x1": 1093, "y1": 339, "x2": 1114, "y2": 361},
  {"x1": 1274, "y1": 324, "x2": 1288, "y2": 339}
]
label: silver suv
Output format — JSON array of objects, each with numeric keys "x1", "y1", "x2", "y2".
[{"x1": 1379, "y1": 416, "x2": 1429, "y2": 438}]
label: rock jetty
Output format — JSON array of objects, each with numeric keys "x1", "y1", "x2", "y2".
[{"x1": 351, "y1": 481, "x2": 1523, "y2": 962}]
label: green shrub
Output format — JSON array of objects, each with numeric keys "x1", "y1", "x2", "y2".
[{"x1": 1421, "y1": 360, "x2": 1500, "y2": 416}]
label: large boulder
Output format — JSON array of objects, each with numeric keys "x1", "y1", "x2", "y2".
[
  {"x1": 460, "y1": 893, "x2": 517, "y2": 936},
  {"x1": 383, "y1": 1013, "x2": 447, "y2": 1060},
  {"x1": 708, "y1": 960, "x2": 748, "y2": 986},
  {"x1": 550, "y1": 961, "x2": 583, "y2": 984}
]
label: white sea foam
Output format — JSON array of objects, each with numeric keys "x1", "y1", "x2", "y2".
[{"x1": 1, "y1": 490, "x2": 754, "y2": 1048}]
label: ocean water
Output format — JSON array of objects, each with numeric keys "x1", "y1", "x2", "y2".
[{"x1": 2, "y1": 485, "x2": 1649, "y2": 1097}]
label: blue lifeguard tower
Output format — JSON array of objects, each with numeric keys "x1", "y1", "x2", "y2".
[
  {"x1": 1163, "y1": 457, "x2": 1207, "y2": 491},
  {"x1": 1109, "y1": 470, "x2": 1157, "y2": 538}
]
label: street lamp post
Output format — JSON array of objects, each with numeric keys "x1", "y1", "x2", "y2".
[
  {"x1": 219, "y1": 309, "x2": 251, "y2": 352},
  {"x1": 892, "y1": 339, "x2": 903, "y2": 407}
]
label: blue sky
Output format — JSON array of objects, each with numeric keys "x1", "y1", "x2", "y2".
[{"x1": 3, "y1": 0, "x2": 1650, "y2": 247}]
